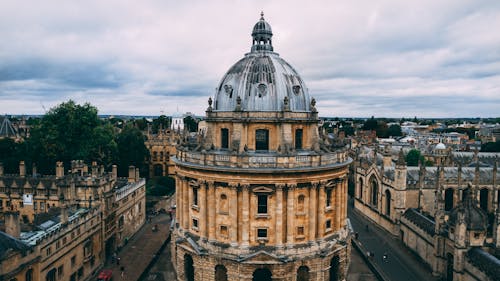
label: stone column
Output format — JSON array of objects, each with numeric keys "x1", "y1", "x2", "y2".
[
  {"x1": 342, "y1": 179, "x2": 347, "y2": 228},
  {"x1": 286, "y1": 184, "x2": 296, "y2": 246},
  {"x1": 241, "y1": 184, "x2": 250, "y2": 247},
  {"x1": 275, "y1": 184, "x2": 284, "y2": 248},
  {"x1": 317, "y1": 181, "x2": 326, "y2": 237},
  {"x1": 207, "y1": 181, "x2": 216, "y2": 241},
  {"x1": 176, "y1": 175, "x2": 183, "y2": 228},
  {"x1": 199, "y1": 180, "x2": 207, "y2": 239},
  {"x1": 183, "y1": 179, "x2": 190, "y2": 230},
  {"x1": 229, "y1": 183, "x2": 238, "y2": 246},
  {"x1": 335, "y1": 181, "x2": 341, "y2": 230},
  {"x1": 309, "y1": 182, "x2": 318, "y2": 241}
]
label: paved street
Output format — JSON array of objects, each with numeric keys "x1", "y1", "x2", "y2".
[{"x1": 348, "y1": 202, "x2": 439, "y2": 281}]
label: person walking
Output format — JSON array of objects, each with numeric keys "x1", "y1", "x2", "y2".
[{"x1": 120, "y1": 266, "x2": 125, "y2": 279}]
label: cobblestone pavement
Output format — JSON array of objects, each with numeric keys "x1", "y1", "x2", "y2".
[{"x1": 99, "y1": 213, "x2": 171, "y2": 281}]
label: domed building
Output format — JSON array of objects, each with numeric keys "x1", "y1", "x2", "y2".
[{"x1": 171, "y1": 13, "x2": 352, "y2": 281}]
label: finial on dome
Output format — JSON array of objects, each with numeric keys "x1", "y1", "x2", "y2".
[{"x1": 260, "y1": 11, "x2": 264, "y2": 19}]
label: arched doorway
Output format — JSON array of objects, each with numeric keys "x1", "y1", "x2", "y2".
[
  {"x1": 184, "y1": 254, "x2": 194, "y2": 281},
  {"x1": 329, "y1": 255, "x2": 340, "y2": 281},
  {"x1": 252, "y1": 268, "x2": 272, "y2": 281},
  {"x1": 480, "y1": 188, "x2": 489, "y2": 211},
  {"x1": 445, "y1": 189, "x2": 454, "y2": 211},
  {"x1": 385, "y1": 190, "x2": 391, "y2": 216},
  {"x1": 297, "y1": 266, "x2": 310, "y2": 281},
  {"x1": 215, "y1": 265, "x2": 228, "y2": 281}
]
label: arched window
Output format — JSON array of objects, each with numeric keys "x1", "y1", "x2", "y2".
[
  {"x1": 26, "y1": 269, "x2": 33, "y2": 281},
  {"x1": 385, "y1": 190, "x2": 391, "y2": 216},
  {"x1": 215, "y1": 265, "x2": 228, "y2": 281},
  {"x1": 46, "y1": 268, "x2": 56, "y2": 281},
  {"x1": 446, "y1": 253, "x2": 454, "y2": 281},
  {"x1": 445, "y1": 189, "x2": 454, "y2": 211},
  {"x1": 370, "y1": 177, "x2": 378, "y2": 206},
  {"x1": 220, "y1": 194, "x2": 228, "y2": 213},
  {"x1": 184, "y1": 254, "x2": 194, "y2": 281},
  {"x1": 153, "y1": 151, "x2": 158, "y2": 161},
  {"x1": 160, "y1": 151, "x2": 164, "y2": 161},
  {"x1": 297, "y1": 266, "x2": 309, "y2": 281},
  {"x1": 358, "y1": 178, "x2": 364, "y2": 200},
  {"x1": 329, "y1": 255, "x2": 340, "y2": 281},
  {"x1": 297, "y1": 195, "x2": 305, "y2": 212},
  {"x1": 253, "y1": 268, "x2": 272, "y2": 281}
]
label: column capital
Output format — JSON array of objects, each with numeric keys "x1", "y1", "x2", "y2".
[
  {"x1": 228, "y1": 182, "x2": 239, "y2": 188},
  {"x1": 287, "y1": 184, "x2": 297, "y2": 190},
  {"x1": 241, "y1": 184, "x2": 250, "y2": 190},
  {"x1": 206, "y1": 180, "x2": 215, "y2": 188},
  {"x1": 311, "y1": 181, "x2": 320, "y2": 188},
  {"x1": 275, "y1": 184, "x2": 286, "y2": 190}
]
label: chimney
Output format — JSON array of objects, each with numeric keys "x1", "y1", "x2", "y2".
[
  {"x1": 5, "y1": 211, "x2": 20, "y2": 238},
  {"x1": 0, "y1": 162, "x2": 4, "y2": 176},
  {"x1": 56, "y1": 161, "x2": 64, "y2": 178},
  {"x1": 91, "y1": 161, "x2": 98, "y2": 177},
  {"x1": 128, "y1": 166, "x2": 136, "y2": 183},
  {"x1": 60, "y1": 204, "x2": 68, "y2": 225},
  {"x1": 135, "y1": 168, "x2": 140, "y2": 181},
  {"x1": 112, "y1": 165, "x2": 117, "y2": 180},
  {"x1": 19, "y1": 161, "x2": 26, "y2": 177}
]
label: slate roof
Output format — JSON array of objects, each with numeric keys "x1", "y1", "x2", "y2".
[
  {"x1": 467, "y1": 247, "x2": 500, "y2": 281},
  {"x1": 0, "y1": 231, "x2": 31, "y2": 261},
  {"x1": 402, "y1": 208, "x2": 435, "y2": 235}
]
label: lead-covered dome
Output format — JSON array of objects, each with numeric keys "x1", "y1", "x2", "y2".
[{"x1": 213, "y1": 13, "x2": 311, "y2": 112}]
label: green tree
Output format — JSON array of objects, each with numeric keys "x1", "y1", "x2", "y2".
[
  {"x1": 0, "y1": 138, "x2": 27, "y2": 173},
  {"x1": 116, "y1": 125, "x2": 149, "y2": 177},
  {"x1": 362, "y1": 116, "x2": 378, "y2": 131},
  {"x1": 152, "y1": 115, "x2": 170, "y2": 133},
  {"x1": 387, "y1": 124, "x2": 403, "y2": 137},
  {"x1": 375, "y1": 121, "x2": 388, "y2": 138},
  {"x1": 184, "y1": 116, "x2": 198, "y2": 132},
  {"x1": 405, "y1": 149, "x2": 424, "y2": 166}
]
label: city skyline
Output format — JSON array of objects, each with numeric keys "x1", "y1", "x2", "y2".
[{"x1": 1, "y1": 0, "x2": 499, "y2": 117}]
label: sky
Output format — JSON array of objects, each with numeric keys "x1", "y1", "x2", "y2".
[{"x1": 0, "y1": 0, "x2": 499, "y2": 118}]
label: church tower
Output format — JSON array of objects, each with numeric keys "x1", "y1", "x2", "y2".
[{"x1": 171, "y1": 13, "x2": 352, "y2": 281}]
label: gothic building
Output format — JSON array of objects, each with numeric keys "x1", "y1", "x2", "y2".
[
  {"x1": 353, "y1": 146, "x2": 500, "y2": 281},
  {"x1": 171, "y1": 13, "x2": 352, "y2": 281},
  {"x1": 145, "y1": 127, "x2": 178, "y2": 177}
]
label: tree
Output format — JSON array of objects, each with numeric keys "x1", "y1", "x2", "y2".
[
  {"x1": 116, "y1": 125, "x2": 149, "y2": 177},
  {"x1": 405, "y1": 149, "x2": 424, "y2": 166},
  {"x1": 0, "y1": 138, "x2": 27, "y2": 173},
  {"x1": 375, "y1": 121, "x2": 388, "y2": 138},
  {"x1": 387, "y1": 124, "x2": 403, "y2": 137},
  {"x1": 362, "y1": 116, "x2": 378, "y2": 131},
  {"x1": 152, "y1": 115, "x2": 170, "y2": 133},
  {"x1": 481, "y1": 141, "x2": 500, "y2": 152},
  {"x1": 184, "y1": 116, "x2": 198, "y2": 132}
]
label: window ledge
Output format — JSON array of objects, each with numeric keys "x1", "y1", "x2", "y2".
[
  {"x1": 255, "y1": 214, "x2": 270, "y2": 219},
  {"x1": 191, "y1": 205, "x2": 199, "y2": 211}
]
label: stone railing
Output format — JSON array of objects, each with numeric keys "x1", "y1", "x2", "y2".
[
  {"x1": 175, "y1": 150, "x2": 350, "y2": 170},
  {"x1": 115, "y1": 178, "x2": 145, "y2": 201}
]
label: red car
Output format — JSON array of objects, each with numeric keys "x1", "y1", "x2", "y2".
[{"x1": 97, "y1": 269, "x2": 113, "y2": 281}]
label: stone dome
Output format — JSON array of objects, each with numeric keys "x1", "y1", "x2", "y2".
[
  {"x1": 213, "y1": 13, "x2": 311, "y2": 112},
  {"x1": 448, "y1": 189, "x2": 488, "y2": 231}
]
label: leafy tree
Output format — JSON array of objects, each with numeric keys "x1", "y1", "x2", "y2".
[
  {"x1": 134, "y1": 117, "x2": 149, "y2": 131},
  {"x1": 362, "y1": 116, "x2": 378, "y2": 131},
  {"x1": 375, "y1": 121, "x2": 388, "y2": 138},
  {"x1": 116, "y1": 125, "x2": 149, "y2": 177},
  {"x1": 0, "y1": 138, "x2": 26, "y2": 173},
  {"x1": 184, "y1": 116, "x2": 198, "y2": 132},
  {"x1": 152, "y1": 115, "x2": 170, "y2": 133},
  {"x1": 405, "y1": 149, "x2": 424, "y2": 166},
  {"x1": 387, "y1": 124, "x2": 403, "y2": 137},
  {"x1": 339, "y1": 125, "x2": 355, "y2": 136}
]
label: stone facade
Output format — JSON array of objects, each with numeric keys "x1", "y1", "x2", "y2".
[
  {"x1": 145, "y1": 128, "x2": 178, "y2": 177},
  {"x1": 0, "y1": 160, "x2": 146, "y2": 281},
  {"x1": 171, "y1": 13, "x2": 352, "y2": 281},
  {"x1": 353, "y1": 145, "x2": 500, "y2": 281}
]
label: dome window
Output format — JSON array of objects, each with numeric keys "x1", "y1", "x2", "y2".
[
  {"x1": 293, "y1": 85, "x2": 301, "y2": 95},
  {"x1": 257, "y1": 83, "x2": 267, "y2": 97},
  {"x1": 223, "y1": 85, "x2": 233, "y2": 98}
]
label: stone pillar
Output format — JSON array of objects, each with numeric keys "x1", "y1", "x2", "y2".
[
  {"x1": 342, "y1": 179, "x2": 347, "y2": 227},
  {"x1": 286, "y1": 184, "x2": 296, "y2": 246},
  {"x1": 56, "y1": 161, "x2": 64, "y2": 178},
  {"x1": 19, "y1": 161, "x2": 26, "y2": 177},
  {"x1": 128, "y1": 166, "x2": 135, "y2": 183},
  {"x1": 318, "y1": 182, "x2": 326, "y2": 238},
  {"x1": 275, "y1": 184, "x2": 284, "y2": 248},
  {"x1": 183, "y1": 179, "x2": 190, "y2": 230},
  {"x1": 229, "y1": 183, "x2": 238, "y2": 246},
  {"x1": 5, "y1": 211, "x2": 20, "y2": 238},
  {"x1": 199, "y1": 181, "x2": 207, "y2": 239},
  {"x1": 309, "y1": 182, "x2": 318, "y2": 241},
  {"x1": 241, "y1": 184, "x2": 250, "y2": 247},
  {"x1": 207, "y1": 181, "x2": 216, "y2": 241},
  {"x1": 176, "y1": 175, "x2": 183, "y2": 228},
  {"x1": 112, "y1": 165, "x2": 117, "y2": 180},
  {"x1": 335, "y1": 181, "x2": 341, "y2": 230}
]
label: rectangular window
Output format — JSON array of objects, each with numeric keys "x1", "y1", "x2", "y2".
[
  {"x1": 41, "y1": 202, "x2": 45, "y2": 211},
  {"x1": 295, "y1": 129, "x2": 303, "y2": 150},
  {"x1": 56, "y1": 241, "x2": 60, "y2": 250},
  {"x1": 326, "y1": 189, "x2": 332, "y2": 208},
  {"x1": 220, "y1": 225, "x2": 228, "y2": 237},
  {"x1": 192, "y1": 218, "x2": 199, "y2": 230},
  {"x1": 193, "y1": 188, "x2": 199, "y2": 206},
  {"x1": 33, "y1": 201, "x2": 37, "y2": 210},
  {"x1": 257, "y1": 194, "x2": 268, "y2": 214},
  {"x1": 255, "y1": 129, "x2": 269, "y2": 151},
  {"x1": 326, "y1": 220, "x2": 332, "y2": 230},
  {"x1": 46, "y1": 247, "x2": 51, "y2": 256},
  {"x1": 257, "y1": 228, "x2": 268, "y2": 238},
  {"x1": 297, "y1": 226, "x2": 305, "y2": 236},
  {"x1": 221, "y1": 128, "x2": 229, "y2": 149},
  {"x1": 58, "y1": 265, "x2": 64, "y2": 278},
  {"x1": 77, "y1": 267, "x2": 83, "y2": 278},
  {"x1": 71, "y1": 256, "x2": 76, "y2": 267}
]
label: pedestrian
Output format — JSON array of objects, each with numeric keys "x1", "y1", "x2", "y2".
[
  {"x1": 383, "y1": 252, "x2": 388, "y2": 261},
  {"x1": 354, "y1": 232, "x2": 359, "y2": 240},
  {"x1": 117, "y1": 256, "x2": 120, "y2": 265},
  {"x1": 120, "y1": 266, "x2": 125, "y2": 279}
]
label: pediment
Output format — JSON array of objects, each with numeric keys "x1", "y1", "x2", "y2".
[{"x1": 252, "y1": 186, "x2": 274, "y2": 193}]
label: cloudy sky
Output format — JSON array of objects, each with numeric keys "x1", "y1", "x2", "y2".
[{"x1": 0, "y1": 0, "x2": 499, "y2": 117}]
